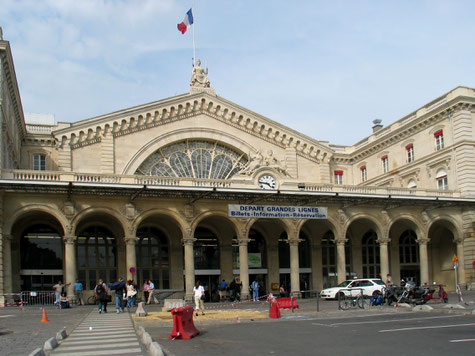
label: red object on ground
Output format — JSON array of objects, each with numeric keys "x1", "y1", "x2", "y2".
[
  {"x1": 41, "y1": 308, "x2": 49, "y2": 322},
  {"x1": 269, "y1": 301, "x2": 281, "y2": 318},
  {"x1": 169, "y1": 306, "x2": 200, "y2": 339},
  {"x1": 277, "y1": 297, "x2": 299, "y2": 309}
]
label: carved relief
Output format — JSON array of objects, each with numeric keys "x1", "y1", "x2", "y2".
[{"x1": 238, "y1": 150, "x2": 290, "y2": 176}]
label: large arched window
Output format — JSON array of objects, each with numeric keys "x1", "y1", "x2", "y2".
[
  {"x1": 136, "y1": 140, "x2": 248, "y2": 179},
  {"x1": 361, "y1": 230, "x2": 380, "y2": 278},
  {"x1": 232, "y1": 229, "x2": 267, "y2": 270},
  {"x1": 321, "y1": 231, "x2": 336, "y2": 288},
  {"x1": 136, "y1": 226, "x2": 169, "y2": 289},
  {"x1": 399, "y1": 230, "x2": 419, "y2": 264},
  {"x1": 20, "y1": 224, "x2": 63, "y2": 291},
  {"x1": 278, "y1": 232, "x2": 290, "y2": 268},
  {"x1": 21, "y1": 224, "x2": 63, "y2": 270},
  {"x1": 194, "y1": 227, "x2": 220, "y2": 270},
  {"x1": 399, "y1": 230, "x2": 420, "y2": 285},
  {"x1": 77, "y1": 226, "x2": 117, "y2": 290}
]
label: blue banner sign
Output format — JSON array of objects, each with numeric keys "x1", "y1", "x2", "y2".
[{"x1": 228, "y1": 204, "x2": 328, "y2": 219}]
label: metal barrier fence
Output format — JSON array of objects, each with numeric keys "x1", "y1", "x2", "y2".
[
  {"x1": 0, "y1": 293, "x2": 24, "y2": 307},
  {"x1": 22, "y1": 291, "x2": 56, "y2": 306}
]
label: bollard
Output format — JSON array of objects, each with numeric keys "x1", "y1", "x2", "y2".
[{"x1": 169, "y1": 305, "x2": 200, "y2": 339}]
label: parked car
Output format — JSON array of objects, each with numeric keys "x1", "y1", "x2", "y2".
[{"x1": 320, "y1": 278, "x2": 386, "y2": 299}]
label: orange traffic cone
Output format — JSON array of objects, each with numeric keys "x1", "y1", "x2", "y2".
[{"x1": 41, "y1": 308, "x2": 49, "y2": 322}]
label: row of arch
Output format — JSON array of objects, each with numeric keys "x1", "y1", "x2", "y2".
[
  {"x1": 4, "y1": 204, "x2": 462, "y2": 244},
  {"x1": 7, "y1": 204, "x2": 462, "y2": 293}
]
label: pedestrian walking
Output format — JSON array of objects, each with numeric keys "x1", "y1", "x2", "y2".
[
  {"x1": 126, "y1": 280, "x2": 137, "y2": 308},
  {"x1": 143, "y1": 280, "x2": 150, "y2": 304},
  {"x1": 95, "y1": 279, "x2": 109, "y2": 313},
  {"x1": 73, "y1": 279, "x2": 84, "y2": 305},
  {"x1": 251, "y1": 279, "x2": 260, "y2": 301},
  {"x1": 146, "y1": 280, "x2": 157, "y2": 304},
  {"x1": 193, "y1": 281, "x2": 205, "y2": 316},
  {"x1": 110, "y1": 277, "x2": 126, "y2": 313}
]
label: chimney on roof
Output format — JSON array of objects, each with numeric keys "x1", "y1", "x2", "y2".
[{"x1": 372, "y1": 119, "x2": 383, "y2": 133}]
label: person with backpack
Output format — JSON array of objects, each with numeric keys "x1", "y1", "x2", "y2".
[
  {"x1": 95, "y1": 279, "x2": 109, "y2": 313},
  {"x1": 251, "y1": 279, "x2": 260, "y2": 301}
]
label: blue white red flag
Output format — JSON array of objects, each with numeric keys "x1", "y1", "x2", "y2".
[{"x1": 177, "y1": 9, "x2": 193, "y2": 34}]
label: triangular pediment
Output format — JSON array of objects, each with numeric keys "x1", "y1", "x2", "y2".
[{"x1": 52, "y1": 91, "x2": 334, "y2": 164}]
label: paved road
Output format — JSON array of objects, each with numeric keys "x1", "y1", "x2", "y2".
[
  {"x1": 0, "y1": 305, "x2": 89, "y2": 356},
  {"x1": 151, "y1": 312, "x2": 475, "y2": 356},
  {"x1": 51, "y1": 310, "x2": 145, "y2": 356}
]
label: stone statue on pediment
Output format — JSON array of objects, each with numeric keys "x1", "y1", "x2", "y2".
[
  {"x1": 190, "y1": 59, "x2": 210, "y2": 88},
  {"x1": 238, "y1": 149, "x2": 290, "y2": 177},
  {"x1": 239, "y1": 150, "x2": 263, "y2": 175}
]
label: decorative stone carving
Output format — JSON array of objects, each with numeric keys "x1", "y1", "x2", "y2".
[
  {"x1": 63, "y1": 235, "x2": 76, "y2": 245},
  {"x1": 377, "y1": 237, "x2": 391, "y2": 245},
  {"x1": 125, "y1": 203, "x2": 137, "y2": 220},
  {"x1": 338, "y1": 208, "x2": 349, "y2": 225},
  {"x1": 190, "y1": 59, "x2": 210, "y2": 88},
  {"x1": 63, "y1": 201, "x2": 75, "y2": 218},
  {"x1": 239, "y1": 149, "x2": 289, "y2": 176},
  {"x1": 421, "y1": 210, "x2": 431, "y2": 224},
  {"x1": 417, "y1": 238, "x2": 430, "y2": 245},
  {"x1": 183, "y1": 204, "x2": 194, "y2": 222}
]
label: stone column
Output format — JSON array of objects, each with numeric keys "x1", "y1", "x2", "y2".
[
  {"x1": 63, "y1": 235, "x2": 77, "y2": 297},
  {"x1": 125, "y1": 237, "x2": 138, "y2": 282},
  {"x1": 3, "y1": 234, "x2": 12, "y2": 293},
  {"x1": 378, "y1": 238, "x2": 390, "y2": 282},
  {"x1": 418, "y1": 239, "x2": 430, "y2": 284},
  {"x1": 455, "y1": 238, "x2": 466, "y2": 285},
  {"x1": 238, "y1": 238, "x2": 250, "y2": 300},
  {"x1": 183, "y1": 235, "x2": 196, "y2": 301},
  {"x1": 336, "y1": 240, "x2": 347, "y2": 284},
  {"x1": 289, "y1": 239, "x2": 301, "y2": 296}
]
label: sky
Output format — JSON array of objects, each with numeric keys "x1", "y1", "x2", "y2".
[{"x1": 1, "y1": 0, "x2": 474, "y2": 146}]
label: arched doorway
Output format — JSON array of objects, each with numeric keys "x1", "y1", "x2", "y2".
[
  {"x1": 77, "y1": 226, "x2": 118, "y2": 290},
  {"x1": 193, "y1": 226, "x2": 220, "y2": 300},
  {"x1": 20, "y1": 224, "x2": 63, "y2": 291},
  {"x1": 136, "y1": 226, "x2": 170, "y2": 289},
  {"x1": 399, "y1": 230, "x2": 419, "y2": 285},
  {"x1": 428, "y1": 220, "x2": 458, "y2": 289},
  {"x1": 361, "y1": 230, "x2": 380, "y2": 278}
]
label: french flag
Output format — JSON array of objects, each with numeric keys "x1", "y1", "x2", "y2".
[{"x1": 177, "y1": 9, "x2": 193, "y2": 34}]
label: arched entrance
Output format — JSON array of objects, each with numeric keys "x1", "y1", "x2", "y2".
[
  {"x1": 20, "y1": 224, "x2": 64, "y2": 291},
  {"x1": 136, "y1": 226, "x2": 170, "y2": 289},
  {"x1": 399, "y1": 230, "x2": 419, "y2": 284},
  {"x1": 361, "y1": 230, "x2": 380, "y2": 278},
  {"x1": 75, "y1": 213, "x2": 124, "y2": 290},
  {"x1": 428, "y1": 219, "x2": 458, "y2": 289},
  {"x1": 11, "y1": 211, "x2": 64, "y2": 292}
]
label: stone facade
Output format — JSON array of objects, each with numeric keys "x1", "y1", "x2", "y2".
[{"x1": 1, "y1": 38, "x2": 475, "y2": 303}]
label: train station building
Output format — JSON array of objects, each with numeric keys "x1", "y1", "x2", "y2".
[{"x1": 1, "y1": 35, "x2": 475, "y2": 302}]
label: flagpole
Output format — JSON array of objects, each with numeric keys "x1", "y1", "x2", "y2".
[{"x1": 192, "y1": 0, "x2": 196, "y2": 66}]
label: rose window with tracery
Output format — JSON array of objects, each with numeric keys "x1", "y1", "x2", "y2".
[{"x1": 135, "y1": 140, "x2": 248, "y2": 179}]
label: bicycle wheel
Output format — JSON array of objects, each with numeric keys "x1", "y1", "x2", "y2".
[
  {"x1": 87, "y1": 295, "x2": 97, "y2": 305},
  {"x1": 338, "y1": 294, "x2": 350, "y2": 310},
  {"x1": 357, "y1": 295, "x2": 367, "y2": 309}
]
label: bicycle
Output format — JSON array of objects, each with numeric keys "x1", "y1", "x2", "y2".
[{"x1": 338, "y1": 288, "x2": 367, "y2": 310}]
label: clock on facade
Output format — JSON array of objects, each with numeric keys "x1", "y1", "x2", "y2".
[{"x1": 258, "y1": 174, "x2": 276, "y2": 189}]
